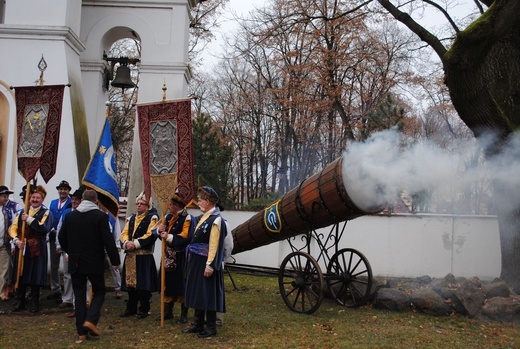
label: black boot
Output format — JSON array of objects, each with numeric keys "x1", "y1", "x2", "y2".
[
  {"x1": 156, "y1": 302, "x2": 173, "y2": 321},
  {"x1": 121, "y1": 289, "x2": 138, "y2": 317},
  {"x1": 179, "y1": 303, "x2": 188, "y2": 324},
  {"x1": 182, "y1": 309, "x2": 204, "y2": 334},
  {"x1": 12, "y1": 286, "x2": 27, "y2": 312},
  {"x1": 198, "y1": 310, "x2": 217, "y2": 338},
  {"x1": 136, "y1": 290, "x2": 151, "y2": 319},
  {"x1": 29, "y1": 286, "x2": 41, "y2": 313}
]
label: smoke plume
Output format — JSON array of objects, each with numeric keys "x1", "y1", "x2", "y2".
[{"x1": 342, "y1": 129, "x2": 520, "y2": 214}]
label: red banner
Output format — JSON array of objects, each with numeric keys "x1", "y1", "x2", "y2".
[
  {"x1": 137, "y1": 99, "x2": 195, "y2": 206},
  {"x1": 15, "y1": 85, "x2": 65, "y2": 183}
]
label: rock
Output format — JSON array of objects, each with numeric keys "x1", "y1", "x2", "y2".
[
  {"x1": 444, "y1": 273, "x2": 456, "y2": 284},
  {"x1": 373, "y1": 288, "x2": 410, "y2": 312},
  {"x1": 366, "y1": 274, "x2": 518, "y2": 322},
  {"x1": 434, "y1": 286, "x2": 468, "y2": 315},
  {"x1": 481, "y1": 296, "x2": 520, "y2": 322},
  {"x1": 481, "y1": 280, "x2": 511, "y2": 299},
  {"x1": 455, "y1": 276, "x2": 467, "y2": 285},
  {"x1": 430, "y1": 278, "x2": 448, "y2": 294},
  {"x1": 368, "y1": 278, "x2": 388, "y2": 302},
  {"x1": 410, "y1": 288, "x2": 452, "y2": 316},
  {"x1": 455, "y1": 277, "x2": 485, "y2": 317},
  {"x1": 416, "y1": 275, "x2": 432, "y2": 285}
]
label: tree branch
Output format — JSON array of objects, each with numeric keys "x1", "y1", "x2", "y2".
[
  {"x1": 422, "y1": 0, "x2": 460, "y2": 33},
  {"x1": 377, "y1": 0, "x2": 447, "y2": 65},
  {"x1": 479, "y1": 0, "x2": 494, "y2": 7}
]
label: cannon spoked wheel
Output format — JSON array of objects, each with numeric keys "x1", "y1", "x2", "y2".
[
  {"x1": 278, "y1": 251, "x2": 324, "y2": 314},
  {"x1": 326, "y1": 248, "x2": 373, "y2": 307}
]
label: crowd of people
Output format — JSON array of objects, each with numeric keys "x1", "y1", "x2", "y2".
[{"x1": 0, "y1": 181, "x2": 231, "y2": 343}]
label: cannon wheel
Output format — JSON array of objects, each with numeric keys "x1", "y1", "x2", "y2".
[
  {"x1": 326, "y1": 248, "x2": 372, "y2": 307},
  {"x1": 278, "y1": 251, "x2": 324, "y2": 314}
]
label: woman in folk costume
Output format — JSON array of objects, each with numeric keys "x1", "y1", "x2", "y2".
[
  {"x1": 183, "y1": 186, "x2": 227, "y2": 338},
  {"x1": 120, "y1": 192, "x2": 158, "y2": 319},
  {"x1": 154, "y1": 193, "x2": 197, "y2": 324},
  {"x1": 10, "y1": 185, "x2": 54, "y2": 313}
]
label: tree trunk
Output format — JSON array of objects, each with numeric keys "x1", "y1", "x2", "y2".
[{"x1": 443, "y1": 1, "x2": 520, "y2": 291}]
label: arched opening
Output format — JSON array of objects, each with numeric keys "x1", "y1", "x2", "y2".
[{"x1": 104, "y1": 36, "x2": 141, "y2": 197}]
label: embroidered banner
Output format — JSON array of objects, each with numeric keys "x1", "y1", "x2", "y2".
[
  {"x1": 137, "y1": 99, "x2": 195, "y2": 210},
  {"x1": 15, "y1": 85, "x2": 66, "y2": 182},
  {"x1": 82, "y1": 117, "x2": 120, "y2": 217}
]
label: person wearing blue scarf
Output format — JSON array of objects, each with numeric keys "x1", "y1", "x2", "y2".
[
  {"x1": 0, "y1": 186, "x2": 20, "y2": 301},
  {"x1": 183, "y1": 186, "x2": 227, "y2": 338}
]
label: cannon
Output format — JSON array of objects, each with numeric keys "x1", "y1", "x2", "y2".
[{"x1": 230, "y1": 157, "x2": 383, "y2": 314}]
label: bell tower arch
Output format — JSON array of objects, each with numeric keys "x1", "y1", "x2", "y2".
[
  {"x1": 80, "y1": 0, "x2": 198, "y2": 205},
  {"x1": 80, "y1": 1, "x2": 195, "y2": 151},
  {"x1": 0, "y1": 0, "x2": 199, "y2": 203}
]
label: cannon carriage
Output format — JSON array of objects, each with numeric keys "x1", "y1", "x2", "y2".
[{"x1": 230, "y1": 157, "x2": 382, "y2": 314}]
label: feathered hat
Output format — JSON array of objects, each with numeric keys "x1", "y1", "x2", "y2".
[{"x1": 136, "y1": 191, "x2": 152, "y2": 210}]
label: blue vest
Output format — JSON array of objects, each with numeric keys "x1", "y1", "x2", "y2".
[{"x1": 49, "y1": 197, "x2": 72, "y2": 230}]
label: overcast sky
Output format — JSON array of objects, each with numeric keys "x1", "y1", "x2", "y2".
[
  {"x1": 201, "y1": 0, "x2": 265, "y2": 69},
  {"x1": 200, "y1": 0, "x2": 476, "y2": 70}
]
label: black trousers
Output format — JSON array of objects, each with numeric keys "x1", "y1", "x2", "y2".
[
  {"x1": 126, "y1": 288, "x2": 151, "y2": 314},
  {"x1": 71, "y1": 272, "x2": 106, "y2": 335}
]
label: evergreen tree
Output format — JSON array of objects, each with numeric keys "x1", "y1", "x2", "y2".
[{"x1": 192, "y1": 112, "x2": 233, "y2": 208}]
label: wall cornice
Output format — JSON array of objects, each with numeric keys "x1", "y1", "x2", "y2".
[{"x1": 0, "y1": 25, "x2": 85, "y2": 55}]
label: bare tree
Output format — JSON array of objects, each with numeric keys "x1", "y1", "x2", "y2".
[{"x1": 205, "y1": 0, "x2": 420, "y2": 201}]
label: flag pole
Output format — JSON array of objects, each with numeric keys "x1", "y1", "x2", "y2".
[
  {"x1": 160, "y1": 221, "x2": 166, "y2": 327},
  {"x1": 150, "y1": 210, "x2": 167, "y2": 328},
  {"x1": 158, "y1": 83, "x2": 168, "y2": 328},
  {"x1": 159, "y1": 206, "x2": 168, "y2": 328},
  {"x1": 15, "y1": 182, "x2": 32, "y2": 289}
]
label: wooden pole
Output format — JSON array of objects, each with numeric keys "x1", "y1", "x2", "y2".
[
  {"x1": 160, "y1": 227, "x2": 166, "y2": 328},
  {"x1": 15, "y1": 183, "x2": 32, "y2": 289},
  {"x1": 152, "y1": 213, "x2": 167, "y2": 328}
]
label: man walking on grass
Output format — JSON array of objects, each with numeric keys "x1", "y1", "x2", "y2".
[{"x1": 58, "y1": 189, "x2": 120, "y2": 343}]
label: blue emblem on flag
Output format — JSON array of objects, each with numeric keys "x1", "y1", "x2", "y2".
[
  {"x1": 264, "y1": 201, "x2": 282, "y2": 233},
  {"x1": 82, "y1": 117, "x2": 119, "y2": 217}
]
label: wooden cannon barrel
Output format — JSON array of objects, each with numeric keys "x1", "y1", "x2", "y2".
[{"x1": 231, "y1": 157, "x2": 382, "y2": 254}]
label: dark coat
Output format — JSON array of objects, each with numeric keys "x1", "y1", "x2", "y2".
[{"x1": 59, "y1": 208, "x2": 120, "y2": 274}]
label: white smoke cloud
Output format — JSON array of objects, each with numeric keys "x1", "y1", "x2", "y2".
[{"x1": 342, "y1": 129, "x2": 520, "y2": 214}]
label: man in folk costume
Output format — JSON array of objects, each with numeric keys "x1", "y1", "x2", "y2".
[
  {"x1": 154, "y1": 193, "x2": 197, "y2": 324},
  {"x1": 0, "y1": 186, "x2": 21, "y2": 301},
  {"x1": 183, "y1": 186, "x2": 227, "y2": 338},
  {"x1": 120, "y1": 192, "x2": 159, "y2": 319},
  {"x1": 10, "y1": 185, "x2": 54, "y2": 313},
  {"x1": 55, "y1": 187, "x2": 85, "y2": 313},
  {"x1": 47, "y1": 180, "x2": 73, "y2": 303}
]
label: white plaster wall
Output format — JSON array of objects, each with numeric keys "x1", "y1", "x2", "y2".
[
  {"x1": 4, "y1": 0, "x2": 71, "y2": 26},
  {"x1": 0, "y1": 30, "x2": 83, "y2": 205},
  {"x1": 209, "y1": 212, "x2": 501, "y2": 281}
]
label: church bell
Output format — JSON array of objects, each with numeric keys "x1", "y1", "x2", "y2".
[{"x1": 111, "y1": 64, "x2": 136, "y2": 90}]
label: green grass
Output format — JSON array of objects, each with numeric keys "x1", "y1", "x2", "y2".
[{"x1": 0, "y1": 273, "x2": 519, "y2": 348}]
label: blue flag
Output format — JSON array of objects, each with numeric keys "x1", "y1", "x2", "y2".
[{"x1": 82, "y1": 117, "x2": 119, "y2": 217}]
